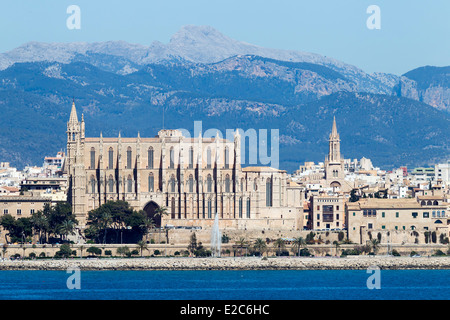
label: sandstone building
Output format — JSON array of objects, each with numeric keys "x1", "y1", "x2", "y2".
[{"x1": 65, "y1": 102, "x2": 304, "y2": 230}]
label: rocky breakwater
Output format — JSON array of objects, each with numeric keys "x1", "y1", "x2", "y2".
[{"x1": 1, "y1": 256, "x2": 450, "y2": 271}]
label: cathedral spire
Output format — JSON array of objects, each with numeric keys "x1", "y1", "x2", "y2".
[
  {"x1": 69, "y1": 100, "x2": 79, "y2": 124},
  {"x1": 330, "y1": 116, "x2": 339, "y2": 140}
]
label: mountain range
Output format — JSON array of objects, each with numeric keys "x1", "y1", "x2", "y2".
[{"x1": 0, "y1": 25, "x2": 448, "y2": 172}]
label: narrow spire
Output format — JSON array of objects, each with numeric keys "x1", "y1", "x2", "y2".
[
  {"x1": 330, "y1": 116, "x2": 339, "y2": 139},
  {"x1": 68, "y1": 101, "x2": 78, "y2": 124}
]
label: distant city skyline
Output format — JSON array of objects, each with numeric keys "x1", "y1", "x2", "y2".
[{"x1": 0, "y1": 0, "x2": 448, "y2": 75}]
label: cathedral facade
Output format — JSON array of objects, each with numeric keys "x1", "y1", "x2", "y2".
[{"x1": 65, "y1": 102, "x2": 304, "y2": 230}]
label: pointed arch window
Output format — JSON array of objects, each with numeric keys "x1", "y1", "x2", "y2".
[
  {"x1": 148, "y1": 147, "x2": 154, "y2": 169},
  {"x1": 90, "y1": 175, "x2": 96, "y2": 194},
  {"x1": 189, "y1": 147, "x2": 194, "y2": 169},
  {"x1": 170, "y1": 175, "x2": 176, "y2": 193},
  {"x1": 108, "y1": 148, "x2": 114, "y2": 169},
  {"x1": 127, "y1": 175, "x2": 133, "y2": 193},
  {"x1": 207, "y1": 198, "x2": 212, "y2": 219},
  {"x1": 225, "y1": 174, "x2": 231, "y2": 193},
  {"x1": 207, "y1": 174, "x2": 212, "y2": 193},
  {"x1": 108, "y1": 175, "x2": 114, "y2": 193},
  {"x1": 90, "y1": 148, "x2": 95, "y2": 169},
  {"x1": 171, "y1": 197, "x2": 176, "y2": 219},
  {"x1": 224, "y1": 147, "x2": 230, "y2": 169},
  {"x1": 246, "y1": 197, "x2": 251, "y2": 218},
  {"x1": 206, "y1": 148, "x2": 212, "y2": 169},
  {"x1": 126, "y1": 147, "x2": 132, "y2": 169},
  {"x1": 266, "y1": 177, "x2": 273, "y2": 207},
  {"x1": 188, "y1": 174, "x2": 194, "y2": 193},
  {"x1": 239, "y1": 197, "x2": 243, "y2": 218},
  {"x1": 148, "y1": 173, "x2": 154, "y2": 192},
  {"x1": 169, "y1": 147, "x2": 175, "y2": 169}
]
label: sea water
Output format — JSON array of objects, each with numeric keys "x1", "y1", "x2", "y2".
[{"x1": 0, "y1": 269, "x2": 448, "y2": 300}]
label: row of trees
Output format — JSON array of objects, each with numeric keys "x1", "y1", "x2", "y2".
[
  {"x1": 0, "y1": 202, "x2": 77, "y2": 244},
  {"x1": 84, "y1": 201, "x2": 168, "y2": 244}
]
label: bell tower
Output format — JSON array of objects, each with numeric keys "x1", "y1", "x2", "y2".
[
  {"x1": 325, "y1": 117, "x2": 345, "y2": 185},
  {"x1": 66, "y1": 100, "x2": 87, "y2": 225}
]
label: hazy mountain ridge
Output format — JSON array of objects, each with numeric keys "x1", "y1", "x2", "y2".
[{"x1": 0, "y1": 25, "x2": 448, "y2": 170}]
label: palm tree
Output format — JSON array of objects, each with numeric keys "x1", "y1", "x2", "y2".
[
  {"x1": 253, "y1": 238, "x2": 267, "y2": 257},
  {"x1": 58, "y1": 220, "x2": 76, "y2": 241},
  {"x1": 273, "y1": 238, "x2": 286, "y2": 256},
  {"x1": 2, "y1": 244, "x2": 7, "y2": 259},
  {"x1": 154, "y1": 206, "x2": 168, "y2": 244},
  {"x1": 293, "y1": 237, "x2": 306, "y2": 256},
  {"x1": 140, "y1": 217, "x2": 155, "y2": 243},
  {"x1": 333, "y1": 240, "x2": 340, "y2": 256},
  {"x1": 235, "y1": 237, "x2": 248, "y2": 257},
  {"x1": 30, "y1": 211, "x2": 48, "y2": 244},
  {"x1": 137, "y1": 240, "x2": 148, "y2": 257},
  {"x1": 101, "y1": 212, "x2": 113, "y2": 244},
  {"x1": 369, "y1": 239, "x2": 380, "y2": 255}
]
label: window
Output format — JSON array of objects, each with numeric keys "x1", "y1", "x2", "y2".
[
  {"x1": 266, "y1": 178, "x2": 273, "y2": 207},
  {"x1": 148, "y1": 147, "x2": 154, "y2": 169},
  {"x1": 148, "y1": 174, "x2": 154, "y2": 192},
  {"x1": 108, "y1": 175, "x2": 114, "y2": 193},
  {"x1": 423, "y1": 212, "x2": 429, "y2": 218},
  {"x1": 239, "y1": 197, "x2": 243, "y2": 218},
  {"x1": 224, "y1": 147, "x2": 229, "y2": 169},
  {"x1": 412, "y1": 212, "x2": 418, "y2": 218},
  {"x1": 17, "y1": 209, "x2": 21, "y2": 215},
  {"x1": 3, "y1": 209, "x2": 8, "y2": 214},
  {"x1": 170, "y1": 175, "x2": 176, "y2": 193},
  {"x1": 206, "y1": 148, "x2": 212, "y2": 169},
  {"x1": 188, "y1": 175, "x2": 194, "y2": 193},
  {"x1": 189, "y1": 147, "x2": 194, "y2": 169},
  {"x1": 381, "y1": 225, "x2": 385, "y2": 229},
  {"x1": 225, "y1": 174, "x2": 231, "y2": 193},
  {"x1": 396, "y1": 212, "x2": 399, "y2": 218},
  {"x1": 90, "y1": 148, "x2": 95, "y2": 169},
  {"x1": 169, "y1": 147, "x2": 175, "y2": 169},
  {"x1": 368, "y1": 223, "x2": 373, "y2": 229},
  {"x1": 207, "y1": 199, "x2": 212, "y2": 219},
  {"x1": 127, "y1": 175, "x2": 133, "y2": 193},
  {"x1": 30, "y1": 209, "x2": 35, "y2": 214},
  {"x1": 382, "y1": 212, "x2": 385, "y2": 218},
  {"x1": 108, "y1": 148, "x2": 114, "y2": 169},
  {"x1": 246, "y1": 198, "x2": 251, "y2": 218},
  {"x1": 127, "y1": 147, "x2": 132, "y2": 169},
  {"x1": 207, "y1": 174, "x2": 212, "y2": 193},
  {"x1": 90, "y1": 176, "x2": 96, "y2": 193}
]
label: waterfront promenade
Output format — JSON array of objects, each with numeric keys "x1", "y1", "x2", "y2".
[{"x1": 0, "y1": 256, "x2": 449, "y2": 271}]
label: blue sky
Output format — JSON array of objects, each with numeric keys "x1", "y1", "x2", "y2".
[{"x1": 0, "y1": 0, "x2": 448, "y2": 75}]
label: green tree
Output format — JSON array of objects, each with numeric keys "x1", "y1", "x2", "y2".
[
  {"x1": 293, "y1": 237, "x2": 306, "y2": 256},
  {"x1": 154, "y1": 206, "x2": 169, "y2": 244},
  {"x1": 273, "y1": 238, "x2": 286, "y2": 256},
  {"x1": 253, "y1": 238, "x2": 267, "y2": 257},
  {"x1": 333, "y1": 240, "x2": 340, "y2": 256},
  {"x1": 137, "y1": 240, "x2": 148, "y2": 257},
  {"x1": 56, "y1": 244, "x2": 73, "y2": 258},
  {"x1": 117, "y1": 246, "x2": 131, "y2": 257},
  {"x1": 188, "y1": 233, "x2": 198, "y2": 256},
  {"x1": 349, "y1": 189, "x2": 359, "y2": 202},
  {"x1": 86, "y1": 246, "x2": 102, "y2": 256}
]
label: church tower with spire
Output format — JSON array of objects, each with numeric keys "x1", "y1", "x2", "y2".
[
  {"x1": 324, "y1": 117, "x2": 345, "y2": 187},
  {"x1": 66, "y1": 101, "x2": 86, "y2": 224}
]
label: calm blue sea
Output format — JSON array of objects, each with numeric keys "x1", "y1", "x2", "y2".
[{"x1": 0, "y1": 269, "x2": 448, "y2": 300}]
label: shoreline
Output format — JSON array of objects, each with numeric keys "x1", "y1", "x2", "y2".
[{"x1": 1, "y1": 256, "x2": 450, "y2": 271}]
